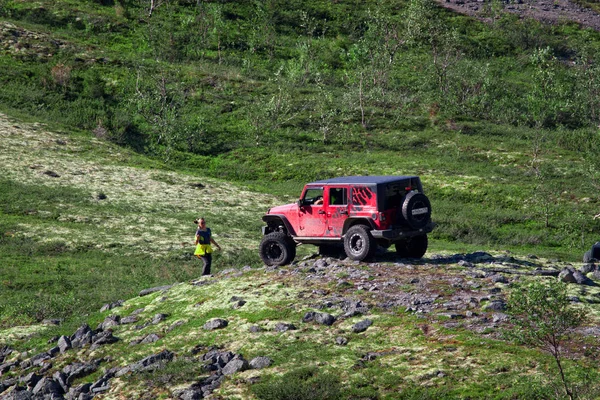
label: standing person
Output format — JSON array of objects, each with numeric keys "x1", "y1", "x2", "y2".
[{"x1": 193, "y1": 217, "x2": 221, "y2": 276}]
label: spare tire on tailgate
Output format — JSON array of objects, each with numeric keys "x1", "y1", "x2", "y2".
[{"x1": 401, "y1": 191, "x2": 431, "y2": 229}]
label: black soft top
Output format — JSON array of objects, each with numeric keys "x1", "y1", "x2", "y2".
[{"x1": 309, "y1": 176, "x2": 419, "y2": 185}]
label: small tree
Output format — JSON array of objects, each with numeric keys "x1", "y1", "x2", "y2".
[{"x1": 505, "y1": 280, "x2": 587, "y2": 400}]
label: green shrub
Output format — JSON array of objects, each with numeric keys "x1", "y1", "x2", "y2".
[{"x1": 251, "y1": 367, "x2": 341, "y2": 400}]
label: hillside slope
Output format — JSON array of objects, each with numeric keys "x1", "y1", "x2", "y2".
[{"x1": 0, "y1": 116, "x2": 599, "y2": 400}]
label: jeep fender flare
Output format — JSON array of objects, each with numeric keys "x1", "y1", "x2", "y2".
[
  {"x1": 342, "y1": 218, "x2": 376, "y2": 236},
  {"x1": 262, "y1": 214, "x2": 296, "y2": 236}
]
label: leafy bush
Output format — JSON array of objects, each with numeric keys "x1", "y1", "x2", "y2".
[
  {"x1": 251, "y1": 367, "x2": 341, "y2": 400},
  {"x1": 505, "y1": 280, "x2": 588, "y2": 400}
]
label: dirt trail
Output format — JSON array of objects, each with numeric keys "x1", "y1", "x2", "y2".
[{"x1": 436, "y1": 0, "x2": 600, "y2": 31}]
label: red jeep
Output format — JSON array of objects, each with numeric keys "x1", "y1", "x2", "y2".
[{"x1": 259, "y1": 176, "x2": 435, "y2": 266}]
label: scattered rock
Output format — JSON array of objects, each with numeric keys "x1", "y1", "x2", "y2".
[
  {"x1": 121, "y1": 315, "x2": 139, "y2": 324},
  {"x1": 573, "y1": 270, "x2": 593, "y2": 285},
  {"x1": 152, "y1": 313, "x2": 168, "y2": 324},
  {"x1": 100, "y1": 300, "x2": 124, "y2": 312},
  {"x1": 581, "y1": 264, "x2": 596, "y2": 274},
  {"x1": 222, "y1": 356, "x2": 248, "y2": 375},
  {"x1": 63, "y1": 361, "x2": 100, "y2": 385},
  {"x1": 231, "y1": 300, "x2": 246, "y2": 309},
  {"x1": 70, "y1": 324, "x2": 94, "y2": 348},
  {"x1": 203, "y1": 318, "x2": 228, "y2": 330},
  {"x1": 483, "y1": 300, "x2": 506, "y2": 312},
  {"x1": 559, "y1": 268, "x2": 577, "y2": 283},
  {"x1": 490, "y1": 274, "x2": 508, "y2": 284},
  {"x1": 335, "y1": 337, "x2": 349, "y2": 346},
  {"x1": 32, "y1": 376, "x2": 64, "y2": 397},
  {"x1": 249, "y1": 325, "x2": 264, "y2": 333},
  {"x1": 115, "y1": 350, "x2": 174, "y2": 377},
  {"x1": 274, "y1": 323, "x2": 297, "y2": 332},
  {"x1": 97, "y1": 315, "x2": 120, "y2": 331},
  {"x1": 249, "y1": 356, "x2": 272, "y2": 369},
  {"x1": 352, "y1": 319, "x2": 373, "y2": 333},
  {"x1": 43, "y1": 170, "x2": 60, "y2": 178},
  {"x1": 139, "y1": 285, "x2": 174, "y2": 297}
]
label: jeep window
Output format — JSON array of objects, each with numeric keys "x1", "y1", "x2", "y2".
[
  {"x1": 352, "y1": 186, "x2": 374, "y2": 206},
  {"x1": 383, "y1": 178, "x2": 422, "y2": 208},
  {"x1": 329, "y1": 188, "x2": 347, "y2": 205},
  {"x1": 384, "y1": 182, "x2": 405, "y2": 208},
  {"x1": 303, "y1": 187, "x2": 324, "y2": 205}
]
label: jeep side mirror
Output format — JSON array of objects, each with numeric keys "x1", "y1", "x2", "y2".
[{"x1": 296, "y1": 199, "x2": 304, "y2": 208}]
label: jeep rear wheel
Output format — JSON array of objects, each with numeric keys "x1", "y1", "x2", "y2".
[
  {"x1": 344, "y1": 225, "x2": 375, "y2": 261},
  {"x1": 259, "y1": 232, "x2": 296, "y2": 266},
  {"x1": 402, "y1": 191, "x2": 431, "y2": 229},
  {"x1": 395, "y1": 234, "x2": 428, "y2": 259}
]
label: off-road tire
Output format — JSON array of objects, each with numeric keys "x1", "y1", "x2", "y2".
[
  {"x1": 259, "y1": 232, "x2": 296, "y2": 266},
  {"x1": 395, "y1": 234, "x2": 428, "y2": 259},
  {"x1": 402, "y1": 191, "x2": 431, "y2": 229},
  {"x1": 344, "y1": 225, "x2": 375, "y2": 261}
]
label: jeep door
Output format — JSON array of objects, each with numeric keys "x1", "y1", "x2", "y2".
[
  {"x1": 324, "y1": 186, "x2": 349, "y2": 237},
  {"x1": 298, "y1": 186, "x2": 327, "y2": 237}
]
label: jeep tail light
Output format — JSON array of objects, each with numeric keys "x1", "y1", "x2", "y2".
[{"x1": 405, "y1": 187, "x2": 412, "y2": 192}]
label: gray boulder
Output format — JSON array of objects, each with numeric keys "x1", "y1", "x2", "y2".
[
  {"x1": 274, "y1": 323, "x2": 297, "y2": 332},
  {"x1": 63, "y1": 361, "x2": 100, "y2": 385},
  {"x1": 58, "y1": 336, "x2": 71, "y2": 353},
  {"x1": 249, "y1": 356, "x2": 272, "y2": 369},
  {"x1": 32, "y1": 377, "x2": 64, "y2": 397},
  {"x1": 483, "y1": 300, "x2": 506, "y2": 312},
  {"x1": 203, "y1": 318, "x2": 228, "y2": 330},
  {"x1": 302, "y1": 311, "x2": 317, "y2": 323},
  {"x1": 559, "y1": 268, "x2": 577, "y2": 283},
  {"x1": 115, "y1": 350, "x2": 174, "y2": 377},
  {"x1": 222, "y1": 356, "x2": 248, "y2": 375},
  {"x1": 97, "y1": 315, "x2": 120, "y2": 331},
  {"x1": 70, "y1": 324, "x2": 93, "y2": 348},
  {"x1": 120, "y1": 315, "x2": 139, "y2": 324},
  {"x1": 352, "y1": 319, "x2": 373, "y2": 333},
  {"x1": 139, "y1": 284, "x2": 173, "y2": 297},
  {"x1": 335, "y1": 337, "x2": 348, "y2": 346},
  {"x1": 315, "y1": 312, "x2": 336, "y2": 326},
  {"x1": 152, "y1": 313, "x2": 168, "y2": 324},
  {"x1": 581, "y1": 264, "x2": 596, "y2": 274},
  {"x1": 573, "y1": 271, "x2": 593, "y2": 285},
  {"x1": 490, "y1": 274, "x2": 508, "y2": 284},
  {"x1": 140, "y1": 334, "x2": 160, "y2": 344},
  {"x1": 100, "y1": 300, "x2": 124, "y2": 312},
  {"x1": 91, "y1": 331, "x2": 119, "y2": 348}
]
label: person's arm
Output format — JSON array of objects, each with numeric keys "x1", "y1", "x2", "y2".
[{"x1": 210, "y1": 237, "x2": 221, "y2": 250}]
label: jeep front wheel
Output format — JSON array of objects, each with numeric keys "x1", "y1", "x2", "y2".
[
  {"x1": 344, "y1": 225, "x2": 375, "y2": 261},
  {"x1": 395, "y1": 234, "x2": 428, "y2": 259},
  {"x1": 259, "y1": 232, "x2": 296, "y2": 266}
]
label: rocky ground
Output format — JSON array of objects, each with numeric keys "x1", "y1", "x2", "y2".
[
  {"x1": 436, "y1": 0, "x2": 600, "y2": 31},
  {"x1": 1, "y1": 250, "x2": 600, "y2": 399}
]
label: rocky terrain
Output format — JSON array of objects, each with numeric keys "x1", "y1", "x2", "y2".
[{"x1": 1, "y1": 249, "x2": 600, "y2": 399}]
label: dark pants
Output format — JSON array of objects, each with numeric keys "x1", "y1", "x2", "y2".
[{"x1": 199, "y1": 253, "x2": 212, "y2": 276}]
